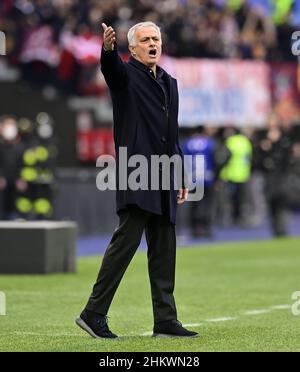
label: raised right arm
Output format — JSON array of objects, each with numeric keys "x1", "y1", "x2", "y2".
[{"x1": 100, "y1": 23, "x2": 128, "y2": 90}]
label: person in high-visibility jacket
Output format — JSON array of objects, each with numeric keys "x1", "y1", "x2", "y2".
[
  {"x1": 220, "y1": 129, "x2": 253, "y2": 224},
  {"x1": 16, "y1": 116, "x2": 56, "y2": 220},
  {"x1": 272, "y1": 0, "x2": 293, "y2": 25}
]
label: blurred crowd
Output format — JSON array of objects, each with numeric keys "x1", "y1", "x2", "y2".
[
  {"x1": 1, "y1": 1, "x2": 300, "y2": 237},
  {"x1": 1, "y1": 0, "x2": 299, "y2": 95},
  {"x1": 0, "y1": 114, "x2": 57, "y2": 220},
  {"x1": 181, "y1": 116, "x2": 300, "y2": 238}
]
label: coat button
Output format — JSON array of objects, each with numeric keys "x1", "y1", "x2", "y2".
[
  {"x1": 161, "y1": 105, "x2": 166, "y2": 111},
  {"x1": 161, "y1": 136, "x2": 166, "y2": 143}
]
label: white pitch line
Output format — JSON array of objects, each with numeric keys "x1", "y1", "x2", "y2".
[
  {"x1": 244, "y1": 304, "x2": 291, "y2": 315},
  {"x1": 7, "y1": 304, "x2": 291, "y2": 338},
  {"x1": 183, "y1": 323, "x2": 204, "y2": 327},
  {"x1": 12, "y1": 331, "x2": 84, "y2": 337},
  {"x1": 139, "y1": 304, "x2": 291, "y2": 335},
  {"x1": 204, "y1": 317, "x2": 236, "y2": 322},
  {"x1": 140, "y1": 331, "x2": 153, "y2": 336},
  {"x1": 244, "y1": 309, "x2": 272, "y2": 316},
  {"x1": 269, "y1": 304, "x2": 291, "y2": 310}
]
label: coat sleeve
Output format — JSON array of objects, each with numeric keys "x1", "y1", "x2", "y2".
[{"x1": 100, "y1": 44, "x2": 129, "y2": 91}]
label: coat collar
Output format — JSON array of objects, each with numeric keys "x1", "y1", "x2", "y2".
[{"x1": 128, "y1": 56, "x2": 166, "y2": 79}]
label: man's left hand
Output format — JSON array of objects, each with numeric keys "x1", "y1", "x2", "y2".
[{"x1": 177, "y1": 188, "x2": 188, "y2": 204}]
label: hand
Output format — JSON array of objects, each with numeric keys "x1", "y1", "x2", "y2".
[
  {"x1": 0, "y1": 177, "x2": 7, "y2": 191},
  {"x1": 214, "y1": 180, "x2": 223, "y2": 191},
  {"x1": 15, "y1": 179, "x2": 28, "y2": 192},
  {"x1": 177, "y1": 188, "x2": 188, "y2": 204},
  {"x1": 102, "y1": 23, "x2": 116, "y2": 51}
]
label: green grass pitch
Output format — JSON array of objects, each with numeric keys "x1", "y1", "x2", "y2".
[{"x1": 0, "y1": 238, "x2": 299, "y2": 352}]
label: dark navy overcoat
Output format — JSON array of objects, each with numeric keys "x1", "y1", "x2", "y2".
[{"x1": 100, "y1": 46, "x2": 184, "y2": 224}]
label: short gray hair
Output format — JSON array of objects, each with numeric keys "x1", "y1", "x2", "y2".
[{"x1": 127, "y1": 22, "x2": 161, "y2": 46}]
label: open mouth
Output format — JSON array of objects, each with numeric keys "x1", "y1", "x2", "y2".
[{"x1": 149, "y1": 49, "x2": 157, "y2": 57}]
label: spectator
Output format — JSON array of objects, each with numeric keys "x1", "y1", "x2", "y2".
[
  {"x1": 182, "y1": 126, "x2": 228, "y2": 237},
  {"x1": 0, "y1": 115, "x2": 27, "y2": 220},
  {"x1": 255, "y1": 117, "x2": 292, "y2": 236},
  {"x1": 219, "y1": 128, "x2": 253, "y2": 225}
]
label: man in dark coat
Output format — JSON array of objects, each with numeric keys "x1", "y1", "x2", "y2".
[
  {"x1": 76, "y1": 22, "x2": 197, "y2": 338},
  {"x1": 254, "y1": 126, "x2": 291, "y2": 236}
]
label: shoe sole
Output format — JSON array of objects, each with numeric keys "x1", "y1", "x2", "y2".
[
  {"x1": 75, "y1": 317, "x2": 101, "y2": 338},
  {"x1": 75, "y1": 317, "x2": 118, "y2": 339},
  {"x1": 152, "y1": 333, "x2": 199, "y2": 338}
]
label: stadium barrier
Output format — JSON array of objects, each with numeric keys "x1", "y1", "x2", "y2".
[{"x1": 0, "y1": 221, "x2": 77, "y2": 274}]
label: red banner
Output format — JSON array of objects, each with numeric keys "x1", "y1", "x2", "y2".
[
  {"x1": 77, "y1": 129, "x2": 115, "y2": 162},
  {"x1": 60, "y1": 31, "x2": 102, "y2": 66},
  {"x1": 20, "y1": 26, "x2": 60, "y2": 66}
]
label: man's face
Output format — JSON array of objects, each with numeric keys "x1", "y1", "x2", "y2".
[
  {"x1": 1, "y1": 119, "x2": 18, "y2": 141},
  {"x1": 129, "y1": 26, "x2": 162, "y2": 67}
]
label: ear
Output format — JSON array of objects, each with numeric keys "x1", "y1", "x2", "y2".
[{"x1": 129, "y1": 45, "x2": 136, "y2": 56}]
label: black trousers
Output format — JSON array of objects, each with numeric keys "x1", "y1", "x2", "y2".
[
  {"x1": 0, "y1": 184, "x2": 16, "y2": 220},
  {"x1": 269, "y1": 196, "x2": 288, "y2": 236},
  {"x1": 227, "y1": 182, "x2": 246, "y2": 223},
  {"x1": 85, "y1": 205, "x2": 177, "y2": 323}
]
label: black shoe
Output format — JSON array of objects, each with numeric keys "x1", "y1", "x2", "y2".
[
  {"x1": 75, "y1": 309, "x2": 118, "y2": 339},
  {"x1": 153, "y1": 320, "x2": 198, "y2": 338}
]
